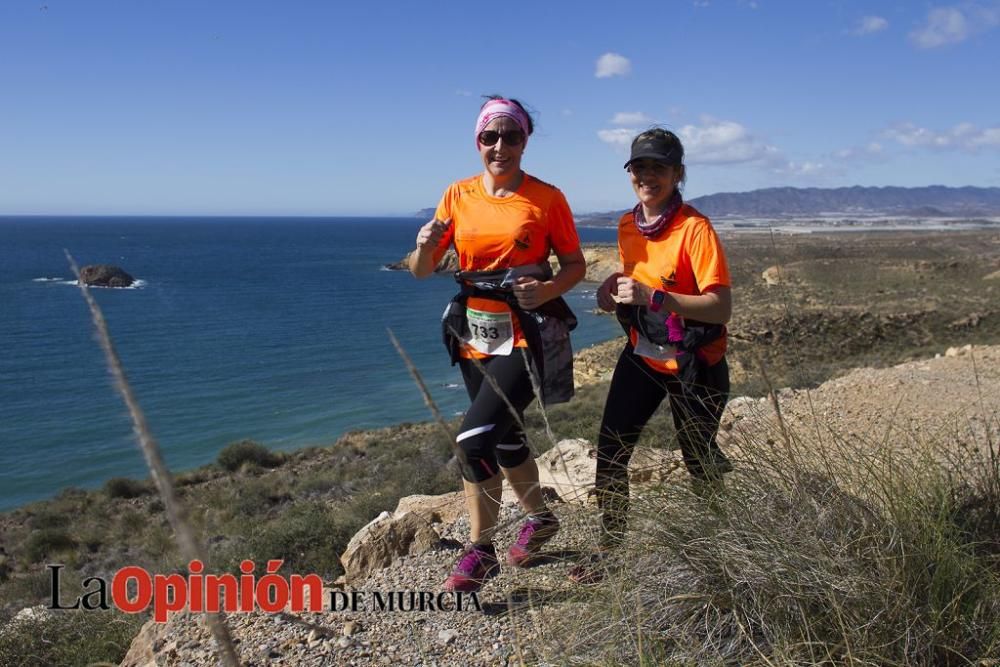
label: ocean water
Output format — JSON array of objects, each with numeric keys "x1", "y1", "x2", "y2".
[{"x1": 0, "y1": 217, "x2": 620, "y2": 510}]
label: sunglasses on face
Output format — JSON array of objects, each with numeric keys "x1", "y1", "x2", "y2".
[
  {"x1": 628, "y1": 161, "x2": 673, "y2": 177},
  {"x1": 478, "y1": 130, "x2": 525, "y2": 147}
]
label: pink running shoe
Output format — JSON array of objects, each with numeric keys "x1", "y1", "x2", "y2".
[
  {"x1": 443, "y1": 544, "x2": 500, "y2": 592},
  {"x1": 507, "y1": 513, "x2": 560, "y2": 567}
]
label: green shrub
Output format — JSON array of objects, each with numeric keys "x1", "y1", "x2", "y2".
[
  {"x1": 0, "y1": 611, "x2": 145, "y2": 667},
  {"x1": 24, "y1": 529, "x2": 78, "y2": 563},
  {"x1": 216, "y1": 440, "x2": 283, "y2": 472},
  {"x1": 29, "y1": 508, "x2": 70, "y2": 530},
  {"x1": 103, "y1": 476, "x2": 150, "y2": 499},
  {"x1": 225, "y1": 501, "x2": 351, "y2": 577}
]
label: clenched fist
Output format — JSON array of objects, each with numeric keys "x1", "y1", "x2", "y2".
[
  {"x1": 415, "y1": 218, "x2": 452, "y2": 250},
  {"x1": 612, "y1": 276, "x2": 653, "y2": 306}
]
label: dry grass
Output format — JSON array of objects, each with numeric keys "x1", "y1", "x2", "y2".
[{"x1": 540, "y1": 398, "x2": 1000, "y2": 666}]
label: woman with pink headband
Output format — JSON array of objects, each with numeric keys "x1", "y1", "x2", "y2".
[{"x1": 409, "y1": 96, "x2": 586, "y2": 592}]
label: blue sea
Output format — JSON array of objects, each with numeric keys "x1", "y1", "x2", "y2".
[{"x1": 0, "y1": 217, "x2": 620, "y2": 511}]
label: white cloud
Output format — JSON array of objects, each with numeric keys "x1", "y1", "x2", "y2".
[
  {"x1": 910, "y1": 4, "x2": 999, "y2": 48},
  {"x1": 833, "y1": 142, "x2": 885, "y2": 160},
  {"x1": 911, "y1": 7, "x2": 969, "y2": 47},
  {"x1": 597, "y1": 128, "x2": 635, "y2": 148},
  {"x1": 598, "y1": 115, "x2": 838, "y2": 179},
  {"x1": 853, "y1": 15, "x2": 888, "y2": 35},
  {"x1": 775, "y1": 161, "x2": 828, "y2": 176},
  {"x1": 677, "y1": 117, "x2": 780, "y2": 165},
  {"x1": 883, "y1": 121, "x2": 1000, "y2": 150},
  {"x1": 611, "y1": 112, "x2": 652, "y2": 125},
  {"x1": 595, "y1": 53, "x2": 632, "y2": 78}
]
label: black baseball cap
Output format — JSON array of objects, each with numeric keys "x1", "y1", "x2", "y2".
[{"x1": 623, "y1": 131, "x2": 684, "y2": 169}]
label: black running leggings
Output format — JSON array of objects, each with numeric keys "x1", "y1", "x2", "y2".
[
  {"x1": 597, "y1": 344, "x2": 730, "y2": 542},
  {"x1": 456, "y1": 353, "x2": 535, "y2": 483}
]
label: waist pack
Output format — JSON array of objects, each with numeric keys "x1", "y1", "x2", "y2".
[
  {"x1": 442, "y1": 263, "x2": 577, "y2": 406},
  {"x1": 616, "y1": 303, "x2": 725, "y2": 385}
]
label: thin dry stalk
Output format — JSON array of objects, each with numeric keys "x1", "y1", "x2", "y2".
[
  {"x1": 752, "y1": 349, "x2": 795, "y2": 465},
  {"x1": 66, "y1": 251, "x2": 241, "y2": 667},
  {"x1": 386, "y1": 327, "x2": 473, "y2": 480},
  {"x1": 507, "y1": 590, "x2": 528, "y2": 667},
  {"x1": 519, "y1": 347, "x2": 557, "y2": 447}
]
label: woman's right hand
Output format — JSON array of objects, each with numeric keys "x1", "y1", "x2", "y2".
[
  {"x1": 415, "y1": 218, "x2": 451, "y2": 251},
  {"x1": 596, "y1": 272, "x2": 622, "y2": 312}
]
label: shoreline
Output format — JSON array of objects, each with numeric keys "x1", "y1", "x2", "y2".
[{"x1": 6, "y1": 225, "x2": 1000, "y2": 514}]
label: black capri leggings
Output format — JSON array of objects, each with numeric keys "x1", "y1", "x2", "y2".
[
  {"x1": 456, "y1": 353, "x2": 536, "y2": 483},
  {"x1": 596, "y1": 344, "x2": 730, "y2": 542}
]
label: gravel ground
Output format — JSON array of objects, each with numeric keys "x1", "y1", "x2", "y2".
[{"x1": 124, "y1": 502, "x2": 605, "y2": 667}]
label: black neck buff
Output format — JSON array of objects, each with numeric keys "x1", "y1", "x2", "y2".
[{"x1": 632, "y1": 189, "x2": 683, "y2": 239}]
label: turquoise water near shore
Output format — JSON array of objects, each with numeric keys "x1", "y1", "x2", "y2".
[{"x1": 0, "y1": 217, "x2": 620, "y2": 511}]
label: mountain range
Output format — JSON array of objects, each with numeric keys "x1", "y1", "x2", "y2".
[
  {"x1": 574, "y1": 185, "x2": 1000, "y2": 225},
  {"x1": 416, "y1": 185, "x2": 1000, "y2": 225}
]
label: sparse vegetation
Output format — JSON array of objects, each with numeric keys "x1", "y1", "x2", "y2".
[
  {"x1": 216, "y1": 439, "x2": 285, "y2": 472},
  {"x1": 103, "y1": 476, "x2": 150, "y2": 499},
  {"x1": 0, "y1": 610, "x2": 145, "y2": 667}
]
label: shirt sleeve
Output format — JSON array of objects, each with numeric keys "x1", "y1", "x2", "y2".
[
  {"x1": 545, "y1": 189, "x2": 580, "y2": 256},
  {"x1": 431, "y1": 184, "x2": 458, "y2": 264},
  {"x1": 688, "y1": 220, "x2": 731, "y2": 293}
]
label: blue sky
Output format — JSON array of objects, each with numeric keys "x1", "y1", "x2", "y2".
[{"x1": 1, "y1": 0, "x2": 998, "y2": 216}]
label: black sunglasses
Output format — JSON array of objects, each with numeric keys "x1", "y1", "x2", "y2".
[{"x1": 478, "y1": 130, "x2": 525, "y2": 147}]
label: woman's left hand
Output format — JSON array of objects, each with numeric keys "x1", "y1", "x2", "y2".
[
  {"x1": 513, "y1": 276, "x2": 553, "y2": 310},
  {"x1": 613, "y1": 276, "x2": 654, "y2": 306}
]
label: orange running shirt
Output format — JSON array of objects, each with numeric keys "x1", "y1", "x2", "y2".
[
  {"x1": 618, "y1": 203, "x2": 731, "y2": 374},
  {"x1": 433, "y1": 173, "x2": 580, "y2": 358}
]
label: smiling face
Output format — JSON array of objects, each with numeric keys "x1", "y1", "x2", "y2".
[
  {"x1": 477, "y1": 116, "x2": 526, "y2": 180},
  {"x1": 628, "y1": 159, "x2": 682, "y2": 214}
]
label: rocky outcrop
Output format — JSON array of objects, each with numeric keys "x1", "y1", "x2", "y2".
[
  {"x1": 119, "y1": 618, "x2": 171, "y2": 667},
  {"x1": 338, "y1": 490, "x2": 480, "y2": 584},
  {"x1": 384, "y1": 246, "x2": 621, "y2": 282},
  {"x1": 536, "y1": 438, "x2": 686, "y2": 504},
  {"x1": 536, "y1": 439, "x2": 595, "y2": 504},
  {"x1": 762, "y1": 265, "x2": 784, "y2": 286},
  {"x1": 383, "y1": 250, "x2": 459, "y2": 273},
  {"x1": 79, "y1": 264, "x2": 135, "y2": 287}
]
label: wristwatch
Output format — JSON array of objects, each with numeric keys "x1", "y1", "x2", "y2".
[{"x1": 649, "y1": 289, "x2": 666, "y2": 313}]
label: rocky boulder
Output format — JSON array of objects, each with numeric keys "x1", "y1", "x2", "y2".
[
  {"x1": 339, "y1": 503, "x2": 445, "y2": 584},
  {"x1": 537, "y1": 438, "x2": 686, "y2": 504},
  {"x1": 383, "y1": 250, "x2": 459, "y2": 273},
  {"x1": 78, "y1": 264, "x2": 135, "y2": 287},
  {"x1": 536, "y1": 438, "x2": 596, "y2": 504}
]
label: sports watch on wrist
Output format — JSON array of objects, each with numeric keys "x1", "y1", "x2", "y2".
[{"x1": 649, "y1": 289, "x2": 666, "y2": 312}]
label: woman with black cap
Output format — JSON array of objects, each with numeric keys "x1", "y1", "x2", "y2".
[{"x1": 572, "y1": 127, "x2": 733, "y2": 582}]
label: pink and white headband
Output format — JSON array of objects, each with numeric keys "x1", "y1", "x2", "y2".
[{"x1": 474, "y1": 99, "x2": 531, "y2": 146}]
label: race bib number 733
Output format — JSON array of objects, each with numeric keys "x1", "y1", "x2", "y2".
[{"x1": 464, "y1": 307, "x2": 515, "y2": 356}]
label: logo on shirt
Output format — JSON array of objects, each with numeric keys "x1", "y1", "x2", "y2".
[
  {"x1": 660, "y1": 270, "x2": 677, "y2": 288},
  {"x1": 514, "y1": 232, "x2": 532, "y2": 251}
]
